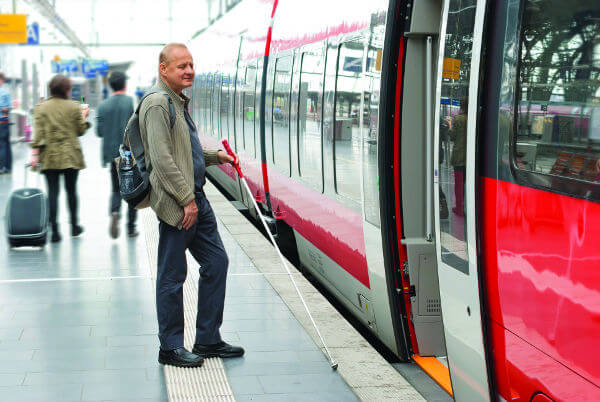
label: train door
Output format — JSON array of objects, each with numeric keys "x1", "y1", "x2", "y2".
[
  {"x1": 381, "y1": 0, "x2": 453, "y2": 389},
  {"x1": 433, "y1": 0, "x2": 492, "y2": 400}
]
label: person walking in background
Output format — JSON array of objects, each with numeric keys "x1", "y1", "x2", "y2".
[
  {"x1": 0, "y1": 72, "x2": 12, "y2": 174},
  {"x1": 30, "y1": 74, "x2": 90, "y2": 242},
  {"x1": 141, "y1": 43, "x2": 242, "y2": 367},
  {"x1": 448, "y1": 97, "x2": 468, "y2": 217},
  {"x1": 96, "y1": 71, "x2": 138, "y2": 238}
]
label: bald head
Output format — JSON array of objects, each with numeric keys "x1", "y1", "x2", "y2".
[
  {"x1": 158, "y1": 43, "x2": 195, "y2": 94},
  {"x1": 159, "y1": 43, "x2": 188, "y2": 66}
]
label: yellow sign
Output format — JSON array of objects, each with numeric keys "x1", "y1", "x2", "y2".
[
  {"x1": 443, "y1": 57, "x2": 461, "y2": 80},
  {"x1": 0, "y1": 14, "x2": 27, "y2": 44},
  {"x1": 53, "y1": 55, "x2": 61, "y2": 62},
  {"x1": 375, "y1": 49, "x2": 383, "y2": 72}
]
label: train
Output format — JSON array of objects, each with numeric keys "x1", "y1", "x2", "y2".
[{"x1": 184, "y1": 0, "x2": 600, "y2": 400}]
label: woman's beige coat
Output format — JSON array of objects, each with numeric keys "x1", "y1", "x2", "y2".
[{"x1": 31, "y1": 97, "x2": 90, "y2": 170}]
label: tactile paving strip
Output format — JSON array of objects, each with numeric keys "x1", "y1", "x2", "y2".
[{"x1": 142, "y1": 210, "x2": 236, "y2": 402}]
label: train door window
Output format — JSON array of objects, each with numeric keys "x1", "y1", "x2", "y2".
[
  {"x1": 363, "y1": 39, "x2": 384, "y2": 227},
  {"x1": 334, "y1": 40, "x2": 364, "y2": 202},
  {"x1": 220, "y1": 74, "x2": 230, "y2": 140},
  {"x1": 212, "y1": 73, "x2": 221, "y2": 137},
  {"x1": 298, "y1": 48, "x2": 325, "y2": 192},
  {"x1": 244, "y1": 63, "x2": 257, "y2": 156},
  {"x1": 437, "y1": 0, "x2": 478, "y2": 274},
  {"x1": 512, "y1": 0, "x2": 600, "y2": 202},
  {"x1": 273, "y1": 56, "x2": 292, "y2": 176}
]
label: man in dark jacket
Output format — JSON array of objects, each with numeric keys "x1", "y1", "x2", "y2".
[{"x1": 96, "y1": 71, "x2": 137, "y2": 238}]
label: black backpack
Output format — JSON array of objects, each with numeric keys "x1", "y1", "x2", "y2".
[{"x1": 118, "y1": 90, "x2": 175, "y2": 209}]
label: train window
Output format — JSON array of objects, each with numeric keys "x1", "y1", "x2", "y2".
[
  {"x1": 244, "y1": 63, "x2": 257, "y2": 156},
  {"x1": 512, "y1": 0, "x2": 600, "y2": 201},
  {"x1": 273, "y1": 56, "x2": 292, "y2": 176},
  {"x1": 205, "y1": 73, "x2": 213, "y2": 135},
  {"x1": 265, "y1": 61, "x2": 275, "y2": 166},
  {"x1": 235, "y1": 65, "x2": 245, "y2": 150},
  {"x1": 229, "y1": 72, "x2": 236, "y2": 148},
  {"x1": 220, "y1": 74, "x2": 230, "y2": 140},
  {"x1": 212, "y1": 73, "x2": 221, "y2": 137},
  {"x1": 334, "y1": 41, "x2": 364, "y2": 202},
  {"x1": 363, "y1": 39, "x2": 384, "y2": 227},
  {"x1": 256, "y1": 59, "x2": 264, "y2": 159},
  {"x1": 437, "y1": 0, "x2": 478, "y2": 275},
  {"x1": 298, "y1": 48, "x2": 325, "y2": 192}
]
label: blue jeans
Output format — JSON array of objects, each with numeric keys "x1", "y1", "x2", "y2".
[
  {"x1": 156, "y1": 196, "x2": 229, "y2": 350},
  {"x1": 0, "y1": 119, "x2": 11, "y2": 171}
]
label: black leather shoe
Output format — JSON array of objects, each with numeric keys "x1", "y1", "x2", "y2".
[
  {"x1": 192, "y1": 342, "x2": 244, "y2": 358},
  {"x1": 158, "y1": 347, "x2": 204, "y2": 368}
]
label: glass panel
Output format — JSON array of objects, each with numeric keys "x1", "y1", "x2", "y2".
[
  {"x1": 363, "y1": 34, "x2": 384, "y2": 226},
  {"x1": 205, "y1": 73, "x2": 213, "y2": 135},
  {"x1": 273, "y1": 57, "x2": 292, "y2": 176},
  {"x1": 437, "y1": 0, "x2": 477, "y2": 275},
  {"x1": 212, "y1": 73, "x2": 221, "y2": 137},
  {"x1": 244, "y1": 64, "x2": 257, "y2": 156},
  {"x1": 220, "y1": 74, "x2": 230, "y2": 139},
  {"x1": 514, "y1": 0, "x2": 600, "y2": 200},
  {"x1": 229, "y1": 72, "x2": 236, "y2": 148},
  {"x1": 335, "y1": 41, "x2": 364, "y2": 202},
  {"x1": 265, "y1": 62, "x2": 274, "y2": 165},
  {"x1": 256, "y1": 60, "x2": 263, "y2": 160},
  {"x1": 236, "y1": 65, "x2": 245, "y2": 149},
  {"x1": 298, "y1": 49, "x2": 324, "y2": 191}
]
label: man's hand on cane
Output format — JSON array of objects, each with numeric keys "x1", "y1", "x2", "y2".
[{"x1": 217, "y1": 149, "x2": 237, "y2": 165}]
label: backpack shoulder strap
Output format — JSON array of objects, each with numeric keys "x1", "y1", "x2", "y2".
[
  {"x1": 136, "y1": 89, "x2": 175, "y2": 129},
  {"x1": 125, "y1": 90, "x2": 176, "y2": 174}
]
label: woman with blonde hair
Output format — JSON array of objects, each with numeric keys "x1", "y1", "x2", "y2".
[{"x1": 30, "y1": 74, "x2": 90, "y2": 242}]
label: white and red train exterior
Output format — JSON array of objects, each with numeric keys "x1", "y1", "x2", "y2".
[{"x1": 186, "y1": 0, "x2": 600, "y2": 400}]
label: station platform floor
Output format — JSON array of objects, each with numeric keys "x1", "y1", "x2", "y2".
[{"x1": 0, "y1": 132, "x2": 428, "y2": 401}]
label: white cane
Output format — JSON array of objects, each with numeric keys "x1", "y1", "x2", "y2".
[{"x1": 221, "y1": 140, "x2": 338, "y2": 370}]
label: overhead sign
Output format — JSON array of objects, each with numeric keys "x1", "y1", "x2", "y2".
[
  {"x1": 26, "y1": 22, "x2": 39, "y2": 45},
  {"x1": 82, "y1": 59, "x2": 109, "y2": 77},
  {"x1": 443, "y1": 57, "x2": 461, "y2": 80},
  {"x1": 0, "y1": 14, "x2": 27, "y2": 44},
  {"x1": 51, "y1": 59, "x2": 78, "y2": 74}
]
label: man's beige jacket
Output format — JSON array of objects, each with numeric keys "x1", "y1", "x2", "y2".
[{"x1": 140, "y1": 79, "x2": 219, "y2": 228}]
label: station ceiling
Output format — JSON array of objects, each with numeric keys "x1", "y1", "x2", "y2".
[{"x1": 0, "y1": 0, "x2": 211, "y2": 49}]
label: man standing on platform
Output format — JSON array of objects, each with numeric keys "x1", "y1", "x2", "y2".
[
  {"x1": 140, "y1": 43, "x2": 243, "y2": 368},
  {"x1": 96, "y1": 71, "x2": 138, "y2": 238},
  {"x1": 0, "y1": 72, "x2": 12, "y2": 174}
]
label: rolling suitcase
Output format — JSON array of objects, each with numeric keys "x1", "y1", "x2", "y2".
[{"x1": 5, "y1": 164, "x2": 48, "y2": 248}]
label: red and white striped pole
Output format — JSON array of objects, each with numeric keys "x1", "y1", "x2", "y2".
[{"x1": 258, "y1": 0, "x2": 279, "y2": 214}]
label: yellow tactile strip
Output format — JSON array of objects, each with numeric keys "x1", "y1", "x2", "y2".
[
  {"x1": 142, "y1": 210, "x2": 236, "y2": 402},
  {"x1": 202, "y1": 183, "x2": 424, "y2": 401}
]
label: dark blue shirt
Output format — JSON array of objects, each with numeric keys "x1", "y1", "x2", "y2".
[{"x1": 184, "y1": 108, "x2": 206, "y2": 195}]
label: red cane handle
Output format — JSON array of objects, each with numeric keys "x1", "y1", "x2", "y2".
[{"x1": 221, "y1": 140, "x2": 244, "y2": 178}]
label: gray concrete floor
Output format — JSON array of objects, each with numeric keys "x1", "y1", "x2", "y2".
[
  {"x1": 0, "y1": 136, "x2": 167, "y2": 402},
  {"x1": 1, "y1": 129, "x2": 359, "y2": 400}
]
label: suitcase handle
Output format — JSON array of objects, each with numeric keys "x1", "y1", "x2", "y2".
[{"x1": 24, "y1": 163, "x2": 42, "y2": 188}]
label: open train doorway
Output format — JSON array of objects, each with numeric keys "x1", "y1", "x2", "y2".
[{"x1": 380, "y1": 0, "x2": 452, "y2": 396}]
